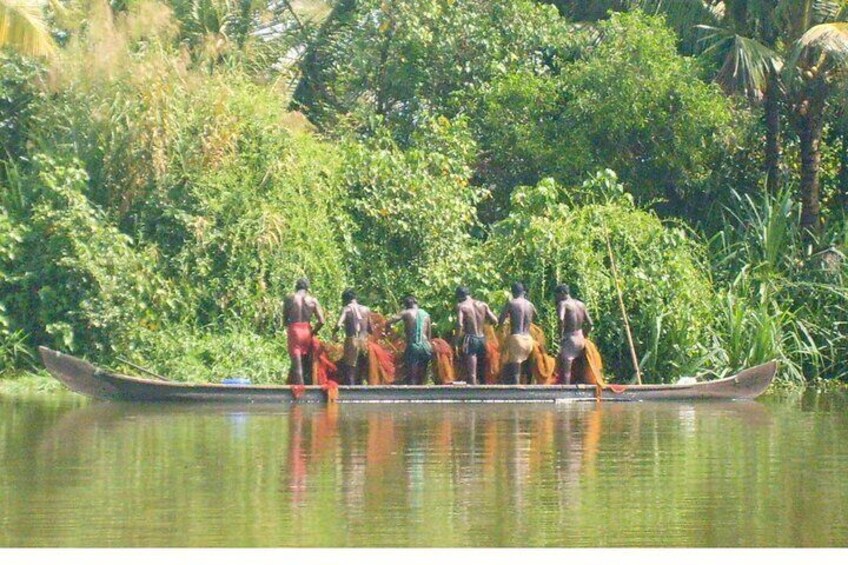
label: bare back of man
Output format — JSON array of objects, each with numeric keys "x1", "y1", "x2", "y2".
[
  {"x1": 498, "y1": 283, "x2": 537, "y2": 385},
  {"x1": 456, "y1": 287, "x2": 497, "y2": 385},
  {"x1": 283, "y1": 278, "x2": 325, "y2": 386},
  {"x1": 334, "y1": 289, "x2": 371, "y2": 386},
  {"x1": 504, "y1": 298, "x2": 535, "y2": 335},
  {"x1": 556, "y1": 285, "x2": 593, "y2": 385},
  {"x1": 284, "y1": 293, "x2": 321, "y2": 324}
]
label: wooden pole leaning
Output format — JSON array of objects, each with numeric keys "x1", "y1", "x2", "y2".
[{"x1": 603, "y1": 225, "x2": 643, "y2": 385}]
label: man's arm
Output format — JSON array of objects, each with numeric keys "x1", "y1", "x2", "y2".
[
  {"x1": 485, "y1": 304, "x2": 498, "y2": 325},
  {"x1": 282, "y1": 297, "x2": 291, "y2": 325},
  {"x1": 584, "y1": 306, "x2": 594, "y2": 337},
  {"x1": 313, "y1": 299, "x2": 325, "y2": 334},
  {"x1": 557, "y1": 300, "x2": 566, "y2": 340},
  {"x1": 332, "y1": 307, "x2": 346, "y2": 340},
  {"x1": 387, "y1": 311, "x2": 404, "y2": 326},
  {"x1": 365, "y1": 310, "x2": 373, "y2": 335},
  {"x1": 426, "y1": 317, "x2": 432, "y2": 340},
  {"x1": 456, "y1": 305, "x2": 465, "y2": 335},
  {"x1": 497, "y1": 301, "x2": 510, "y2": 326}
]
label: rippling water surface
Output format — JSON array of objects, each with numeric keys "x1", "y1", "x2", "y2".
[{"x1": 1, "y1": 391, "x2": 847, "y2": 547}]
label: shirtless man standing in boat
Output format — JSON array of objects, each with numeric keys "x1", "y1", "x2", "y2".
[
  {"x1": 456, "y1": 286, "x2": 497, "y2": 385},
  {"x1": 555, "y1": 283, "x2": 593, "y2": 385},
  {"x1": 283, "y1": 278, "x2": 325, "y2": 386},
  {"x1": 388, "y1": 296, "x2": 432, "y2": 385},
  {"x1": 333, "y1": 288, "x2": 372, "y2": 386},
  {"x1": 498, "y1": 282, "x2": 538, "y2": 385}
]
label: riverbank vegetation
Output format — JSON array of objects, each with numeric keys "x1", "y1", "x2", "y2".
[{"x1": 1, "y1": 0, "x2": 847, "y2": 385}]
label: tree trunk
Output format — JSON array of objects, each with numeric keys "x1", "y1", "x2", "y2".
[
  {"x1": 838, "y1": 126, "x2": 848, "y2": 210},
  {"x1": 797, "y1": 97, "x2": 826, "y2": 237},
  {"x1": 764, "y1": 75, "x2": 781, "y2": 194}
]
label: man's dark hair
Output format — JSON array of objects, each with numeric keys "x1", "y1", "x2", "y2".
[
  {"x1": 342, "y1": 288, "x2": 356, "y2": 304},
  {"x1": 511, "y1": 282, "x2": 525, "y2": 297},
  {"x1": 403, "y1": 295, "x2": 417, "y2": 308},
  {"x1": 456, "y1": 286, "x2": 470, "y2": 301},
  {"x1": 295, "y1": 277, "x2": 310, "y2": 291},
  {"x1": 555, "y1": 284, "x2": 570, "y2": 296}
]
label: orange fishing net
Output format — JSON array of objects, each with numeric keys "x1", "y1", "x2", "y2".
[
  {"x1": 574, "y1": 339, "x2": 605, "y2": 386},
  {"x1": 310, "y1": 338, "x2": 339, "y2": 385},
  {"x1": 431, "y1": 338, "x2": 456, "y2": 384},
  {"x1": 483, "y1": 325, "x2": 501, "y2": 384},
  {"x1": 368, "y1": 312, "x2": 407, "y2": 382},
  {"x1": 367, "y1": 341, "x2": 397, "y2": 385},
  {"x1": 529, "y1": 324, "x2": 558, "y2": 385}
]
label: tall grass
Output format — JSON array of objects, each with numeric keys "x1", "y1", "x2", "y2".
[{"x1": 710, "y1": 187, "x2": 848, "y2": 383}]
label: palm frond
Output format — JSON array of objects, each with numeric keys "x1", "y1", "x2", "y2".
[
  {"x1": 785, "y1": 22, "x2": 848, "y2": 83},
  {"x1": 698, "y1": 24, "x2": 782, "y2": 97},
  {"x1": 811, "y1": 0, "x2": 847, "y2": 23},
  {"x1": 0, "y1": 0, "x2": 55, "y2": 57}
]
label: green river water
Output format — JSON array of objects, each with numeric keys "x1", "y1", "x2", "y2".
[{"x1": 1, "y1": 390, "x2": 847, "y2": 547}]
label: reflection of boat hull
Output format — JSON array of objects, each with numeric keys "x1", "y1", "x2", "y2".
[{"x1": 39, "y1": 347, "x2": 777, "y2": 404}]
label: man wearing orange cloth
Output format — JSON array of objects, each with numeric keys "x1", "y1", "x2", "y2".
[
  {"x1": 284, "y1": 277, "x2": 325, "y2": 386},
  {"x1": 498, "y1": 282, "x2": 537, "y2": 385}
]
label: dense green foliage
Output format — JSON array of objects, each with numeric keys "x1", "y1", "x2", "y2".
[
  {"x1": 476, "y1": 12, "x2": 753, "y2": 219},
  {"x1": 487, "y1": 172, "x2": 716, "y2": 381},
  {"x1": 1, "y1": 0, "x2": 847, "y2": 385},
  {"x1": 342, "y1": 115, "x2": 492, "y2": 330}
]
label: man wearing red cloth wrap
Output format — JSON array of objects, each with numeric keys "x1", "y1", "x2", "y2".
[{"x1": 284, "y1": 278, "x2": 325, "y2": 385}]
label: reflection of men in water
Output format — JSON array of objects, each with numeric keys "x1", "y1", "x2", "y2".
[
  {"x1": 456, "y1": 286, "x2": 497, "y2": 385},
  {"x1": 283, "y1": 278, "x2": 325, "y2": 385},
  {"x1": 333, "y1": 288, "x2": 372, "y2": 386},
  {"x1": 555, "y1": 284, "x2": 593, "y2": 385},
  {"x1": 498, "y1": 282, "x2": 537, "y2": 385},
  {"x1": 388, "y1": 296, "x2": 432, "y2": 385}
]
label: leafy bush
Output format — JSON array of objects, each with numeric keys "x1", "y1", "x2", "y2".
[
  {"x1": 294, "y1": 0, "x2": 573, "y2": 135},
  {"x1": 2, "y1": 155, "x2": 174, "y2": 357},
  {"x1": 476, "y1": 11, "x2": 752, "y2": 221},
  {"x1": 0, "y1": 8, "x2": 351, "y2": 378},
  {"x1": 342, "y1": 115, "x2": 493, "y2": 331},
  {"x1": 487, "y1": 172, "x2": 716, "y2": 381}
]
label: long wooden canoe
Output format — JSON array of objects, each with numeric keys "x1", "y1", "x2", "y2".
[{"x1": 38, "y1": 347, "x2": 777, "y2": 404}]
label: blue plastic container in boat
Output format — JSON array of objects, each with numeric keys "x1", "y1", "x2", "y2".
[{"x1": 221, "y1": 377, "x2": 251, "y2": 386}]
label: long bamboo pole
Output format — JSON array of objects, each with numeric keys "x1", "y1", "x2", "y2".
[
  {"x1": 603, "y1": 226, "x2": 643, "y2": 385},
  {"x1": 117, "y1": 357, "x2": 170, "y2": 382}
]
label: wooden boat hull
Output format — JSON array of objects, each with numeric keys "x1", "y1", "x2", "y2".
[{"x1": 38, "y1": 347, "x2": 777, "y2": 404}]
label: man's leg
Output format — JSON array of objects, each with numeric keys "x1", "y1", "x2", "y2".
[
  {"x1": 561, "y1": 355, "x2": 574, "y2": 385},
  {"x1": 290, "y1": 353, "x2": 304, "y2": 386},
  {"x1": 503, "y1": 362, "x2": 519, "y2": 385},
  {"x1": 354, "y1": 350, "x2": 367, "y2": 385},
  {"x1": 465, "y1": 353, "x2": 478, "y2": 385}
]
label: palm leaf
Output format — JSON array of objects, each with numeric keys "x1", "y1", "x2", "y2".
[
  {"x1": 0, "y1": 0, "x2": 54, "y2": 57},
  {"x1": 811, "y1": 0, "x2": 847, "y2": 23},
  {"x1": 698, "y1": 24, "x2": 783, "y2": 97},
  {"x1": 785, "y1": 22, "x2": 848, "y2": 83}
]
